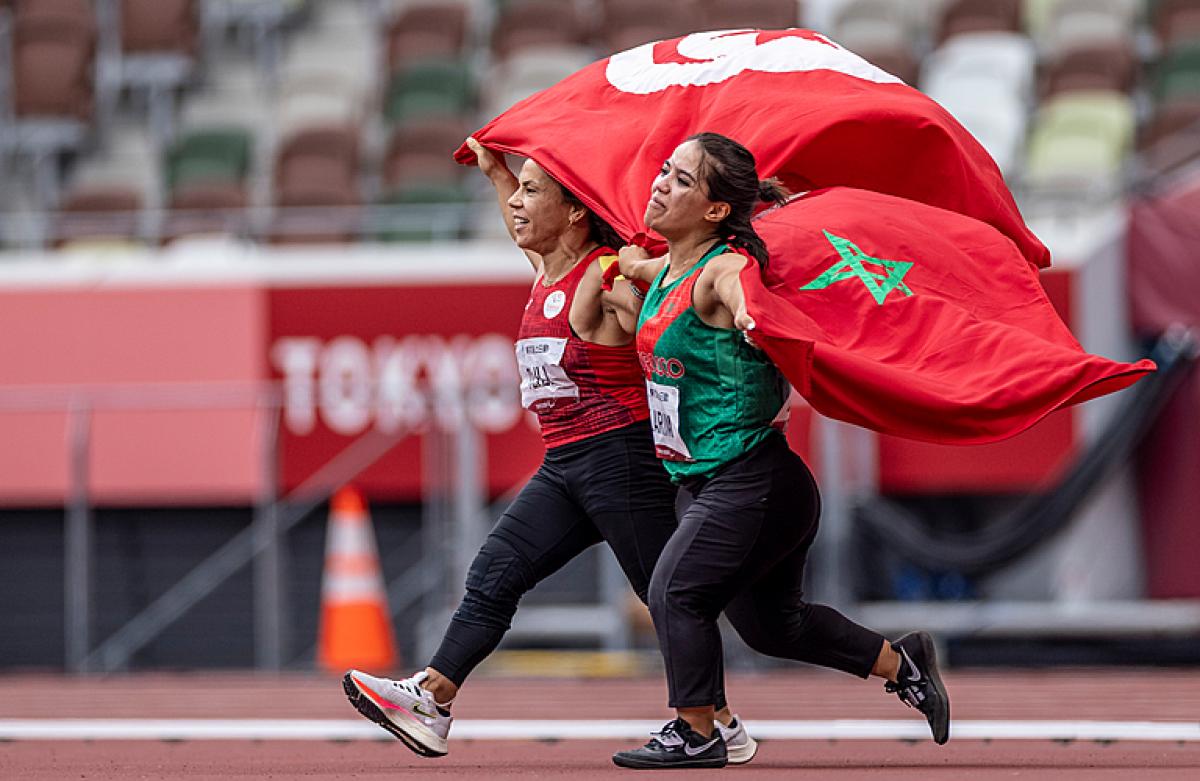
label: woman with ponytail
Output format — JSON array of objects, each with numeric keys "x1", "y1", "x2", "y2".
[{"x1": 612, "y1": 133, "x2": 949, "y2": 770}]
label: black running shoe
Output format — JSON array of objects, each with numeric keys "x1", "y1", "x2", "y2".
[
  {"x1": 612, "y1": 718, "x2": 727, "y2": 769},
  {"x1": 886, "y1": 631, "x2": 951, "y2": 745}
]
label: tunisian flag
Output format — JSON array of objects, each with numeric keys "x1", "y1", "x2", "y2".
[
  {"x1": 743, "y1": 189, "x2": 1155, "y2": 444},
  {"x1": 456, "y1": 28, "x2": 1050, "y2": 268}
]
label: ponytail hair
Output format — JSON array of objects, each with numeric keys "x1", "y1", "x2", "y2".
[
  {"x1": 687, "y1": 132, "x2": 790, "y2": 267},
  {"x1": 556, "y1": 182, "x2": 624, "y2": 250}
]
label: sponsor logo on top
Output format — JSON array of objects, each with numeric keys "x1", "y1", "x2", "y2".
[
  {"x1": 543, "y1": 290, "x2": 567, "y2": 319},
  {"x1": 639, "y1": 352, "x2": 686, "y2": 379}
]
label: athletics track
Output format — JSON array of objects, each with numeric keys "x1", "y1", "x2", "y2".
[{"x1": 2, "y1": 668, "x2": 1198, "y2": 779}]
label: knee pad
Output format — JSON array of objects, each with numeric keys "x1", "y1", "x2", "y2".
[{"x1": 461, "y1": 537, "x2": 532, "y2": 620}]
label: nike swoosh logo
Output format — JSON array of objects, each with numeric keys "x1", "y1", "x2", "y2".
[
  {"x1": 411, "y1": 703, "x2": 439, "y2": 719},
  {"x1": 901, "y1": 648, "x2": 922, "y2": 682},
  {"x1": 684, "y1": 737, "x2": 719, "y2": 757}
]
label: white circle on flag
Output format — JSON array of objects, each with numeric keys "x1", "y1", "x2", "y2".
[
  {"x1": 605, "y1": 30, "x2": 902, "y2": 95},
  {"x1": 543, "y1": 290, "x2": 567, "y2": 319}
]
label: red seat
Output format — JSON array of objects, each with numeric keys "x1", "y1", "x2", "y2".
[
  {"x1": 54, "y1": 186, "x2": 141, "y2": 246},
  {"x1": 492, "y1": 0, "x2": 589, "y2": 59},
  {"x1": 119, "y1": 0, "x2": 198, "y2": 55},
  {"x1": 273, "y1": 125, "x2": 360, "y2": 198},
  {"x1": 701, "y1": 0, "x2": 799, "y2": 30},
  {"x1": 1042, "y1": 42, "x2": 1137, "y2": 98},
  {"x1": 13, "y1": 0, "x2": 92, "y2": 19},
  {"x1": 271, "y1": 125, "x2": 361, "y2": 244},
  {"x1": 600, "y1": 0, "x2": 699, "y2": 53},
  {"x1": 855, "y1": 42, "x2": 920, "y2": 86},
  {"x1": 1154, "y1": 0, "x2": 1200, "y2": 50},
  {"x1": 163, "y1": 182, "x2": 249, "y2": 244},
  {"x1": 937, "y1": 0, "x2": 1020, "y2": 44},
  {"x1": 385, "y1": 1, "x2": 468, "y2": 68},
  {"x1": 11, "y1": 10, "x2": 96, "y2": 119},
  {"x1": 381, "y1": 117, "x2": 471, "y2": 193}
]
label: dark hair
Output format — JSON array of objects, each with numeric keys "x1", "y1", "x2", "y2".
[
  {"x1": 556, "y1": 182, "x2": 624, "y2": 251},
  {"x1": 687, "y1": 132, "x2": 789, "y2": 265}
]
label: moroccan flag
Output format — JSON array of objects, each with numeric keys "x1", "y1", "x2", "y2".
[
  {"x1": 456, "y1": 28, "x2": 1050, "y2": 268},
  {"x1": 742, "y1": 189, "x2": 1155, "y2": 444}
]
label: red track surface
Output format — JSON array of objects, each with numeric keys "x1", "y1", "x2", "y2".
[{"x1": 2, "y1": 669, "x2": 1198, "y2": 779}]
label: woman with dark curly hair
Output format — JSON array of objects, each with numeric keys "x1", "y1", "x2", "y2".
[{"x1": 611, "y1": 132, "x2": 950, "y2": 770}]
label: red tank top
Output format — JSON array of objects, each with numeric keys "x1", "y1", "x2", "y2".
[{"x1": 517, "y1": 247, "x2": 649, "y2": 447}]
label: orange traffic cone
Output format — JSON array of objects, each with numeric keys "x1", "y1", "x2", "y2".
[{"x1": 317, "y1": 485, "x2": 398, "y2": 674}]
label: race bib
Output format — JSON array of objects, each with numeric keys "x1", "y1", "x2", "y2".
[
  {"x1": 516, "y1": 337, "x2": 579, "y2": 410},
  {"x1": 646, "y1": 380, "x2": 693, "y2": 461}
]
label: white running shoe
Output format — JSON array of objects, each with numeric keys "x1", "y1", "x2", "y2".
[
  {"x1": 717, "y1": 715, "x2": 759, "y2": 765},
  {"x1": 343, "y1": 669, "x2": 451, "y2": 757}
]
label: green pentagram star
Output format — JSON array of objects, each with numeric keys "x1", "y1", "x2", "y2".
[{"x1": 799, "y1": 230, "x2": 915, "y2": 306}]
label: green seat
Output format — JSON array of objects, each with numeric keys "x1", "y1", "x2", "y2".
[
  {"x1": 1021, "y1": 0, "x2": 1059, "y2": 39},
  {"x1": 383, "y1": 59, "x2": 473, "y2": 123},
  {"x1": 373, "y1": 184, "x2": 472, "y2": 242},
  {"x1": 1155, "y1": 42, "x2": 1200, "y2": 104},
  {"x1": 1025, "y1": 90, "x2": 1135, "y2": 187},
  {"x1": 165, "y1": 128, "x2": 252, "y2": 192}
]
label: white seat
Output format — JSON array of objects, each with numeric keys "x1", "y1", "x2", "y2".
[
  {"x1": 276, "y1": 77, "x2": 362, "y2": 133},
  {"x1": 485, "y1": 44, "x2": 595, "y2": 116},
  {"x1": 70, "y1": 125, "x2": 161, "y2": 204},
  {"x1": 937, "y1": 89, "x2": 1028, "y2": 177},
  {"x1": 1043, "y1": 0, "x2": 1138, "y2": 53},
  {"x1": 922, "y1": 31, "x2": 1037, "y2": 104}
]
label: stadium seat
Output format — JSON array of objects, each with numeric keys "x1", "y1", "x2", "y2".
[
  {"x1": 701, "y1": 0, "x2": 801, "y2": 30},
  {"x1": 373, "y1": 184, "x2": 472, "y2": 242},
  {"x1": 1042, "y1": 41, "x2": 1137, "y2": 98},
  {"x1": 53, "y1": 186, "x2": 142, "y2": 247},
  {"x1": 282, "y1": 30, "x2": 375, "y2": 99},
  {"x1": 1152, "y1": 0, "x2": 1200, "y2": 50},
  {"x1": 937, "y1": 0, "x2": 1021, "y2": 44},
  {"x1": 492, "y1": 0, "x2": 589, "y2": 59},
  {"x1": 162, "y1": 181, "x2": 249, "y2": 243},
  {"x1": 1024, "y1": 89, "x2": 1136, "y2": 191},
  {"x1": 165, "y1": 128, "x2": 253, "y2": 191},
  {"x1": 381, "y1": 117, "x2": 471, "y2": 194},
  {"x1": 922, "y1": 32, "x2": 1037, "y2": 106},
  {"x1": 277, "y1": 74, "x2": 364, "y2": 136},
  {"x1": 383, "y1": 58, "x2": 474, "y2": 123},
  {"x1": 273, "y1": 126, "x2": 360, "y2": 199},
  {"x1": 383, "y1": 0, "x2": 469, "y2": 67},
  {"x1": 12, "y1": 0, "x2": 92, "y2": 19},
  {"x1": 831, "y1": 0, "x2": 911, "y2": 53},
  {"x1": 1154, "y1": 42, "x2": 1200, "y2": 104},
  {"x1": 484, "y1": 45, "x2": 594, "y2": 117},
  {"x1": 599, "y1": 4, "x2": 699, "y2": 55},
  {"x1": 11, "y1": 7, "x2": 95, "y2": 120},
  {"x1": 119, "y1": 0, "x2": 199, "y2": 55},
  {"x1": 1137, "y1": 100, "x2": 1200, "y2": 172},
  {"x1": 927, "y1": 77, "x2": 1028, "y2": 176},
  {"x1": 1041, "y1": 0, "x2": 1139, "y2": 54},
  {"x1": 68, "y1": 124, "x2": 160, "y2": 206},
  {"x1": 180, "y1": 62, "x2": 270, "y2": 133},
  {"x1": 854, "y1": 42, "x2": 920, "y2": 85}
]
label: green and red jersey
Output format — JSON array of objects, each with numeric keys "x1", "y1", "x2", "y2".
[{"x1": 636, "y1": 244, "x2": 790, "y2": 481}]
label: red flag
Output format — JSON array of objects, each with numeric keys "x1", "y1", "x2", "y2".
[
  {"x1": 456, "y1": 28, "x2": 1050, "y2": 268},
  {"x1": 742, "y1": 189, "x2": 1155, "y2": 444}
]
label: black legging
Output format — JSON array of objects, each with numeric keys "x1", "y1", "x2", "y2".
[
  {"x1": 651, "y1": 433, "x2": 886, "y2": 708},
  {"x1": 428, "y1": 420, "x2": 738, "y2": 706}
]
